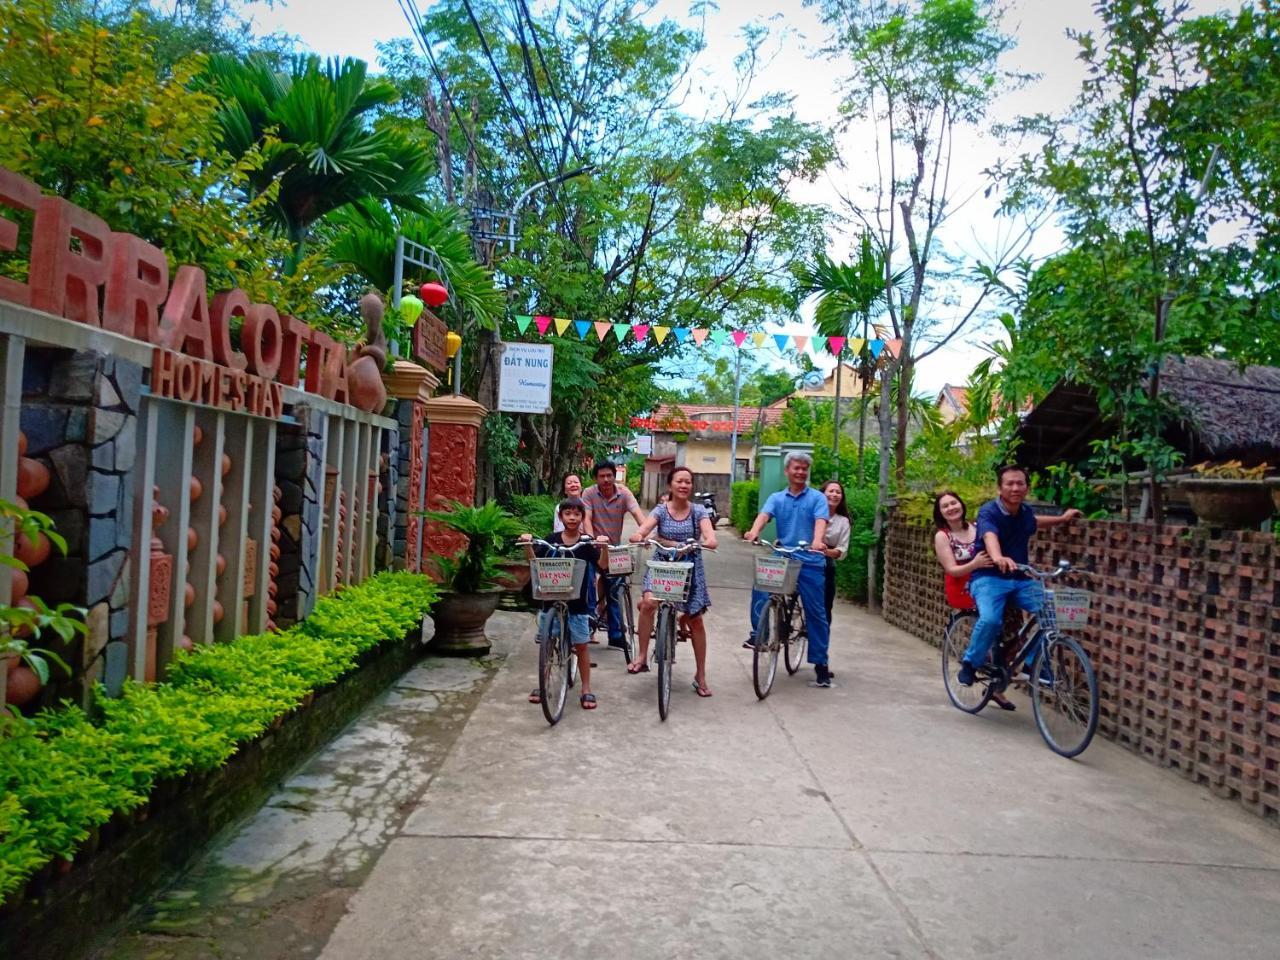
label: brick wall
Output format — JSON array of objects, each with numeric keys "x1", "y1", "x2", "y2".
[{"x1": 883, "y1": 509, "x2": 1280, "y2": 825}]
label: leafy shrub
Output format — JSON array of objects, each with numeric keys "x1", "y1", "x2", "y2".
[
  {"x1": 0, "y1": 571, "x2": 436, "y2": 905},
  {"x1": 422, "y1": 500, "x2": 524, "y2": 592},
  {"x1": 508, "y1": 494, "x2": 558, "y2": 539},
  {"x1": 730, "y1": 481, "x2": 759, "y2": 531},
  {"x1": 833, "y1": 485, "x2": 881, "y2": 604}
]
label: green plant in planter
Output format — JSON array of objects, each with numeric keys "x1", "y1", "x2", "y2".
[{"x1": 422, "y1": 500, "x2": 524, "y2": 593}]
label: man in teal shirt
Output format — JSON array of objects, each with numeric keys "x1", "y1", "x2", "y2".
[{"x1": 744, "y1": 451, "x2": 833, "y2": 686}]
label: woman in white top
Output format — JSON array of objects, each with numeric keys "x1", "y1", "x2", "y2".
[
  {"x1": 819, "y1": 481, "x2": 852, "y2": 625},
  {"x1": 551, "y1": 473, "x2": 594, "y2": 536}
]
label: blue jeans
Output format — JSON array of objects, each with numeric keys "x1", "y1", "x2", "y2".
[
  {"x1": 750, "y1": 561, "x2": 831, "y2": 666},
  {"x1": 601, "y1": 574, "x2": 626, "y2": 643},
  {"x1": 963, "y1": 576, "x2": 1044, "y2": 668}
]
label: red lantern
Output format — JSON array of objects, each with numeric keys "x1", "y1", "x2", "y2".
[{"x1": 419, "y1": 281, "x2": 449, "y2": 308}]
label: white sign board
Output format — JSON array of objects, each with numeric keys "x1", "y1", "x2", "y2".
[{"x1": 498, "y1": 343, "x2": 554, "y2": 414}]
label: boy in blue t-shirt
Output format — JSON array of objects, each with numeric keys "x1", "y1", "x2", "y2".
[{"x1": 519, "y1": 498, "x2": 610, "y2": 709}]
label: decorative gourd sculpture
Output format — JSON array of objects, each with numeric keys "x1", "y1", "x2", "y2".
[{"x1": 346, "y1": 292, "x2": 389, "y2": 412}]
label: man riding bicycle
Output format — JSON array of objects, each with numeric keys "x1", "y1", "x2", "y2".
[
  {"x1": 957, "y1": 464, "x2": 1081, "y2": 687},
  {"x1": 743, "y1": 451, "x2": 833, "y2": 687},
  {"x1": 581, "y1": 460, "x2": 648, "y2": 650}
]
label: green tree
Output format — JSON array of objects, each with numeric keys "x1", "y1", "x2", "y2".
[{"x1": 197, "y1": 54, "x2": 435, "y2": 271}]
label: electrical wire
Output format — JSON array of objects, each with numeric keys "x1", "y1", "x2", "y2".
[{"x1": 514, "y1": 0, "x2": 584, "y2": 165}]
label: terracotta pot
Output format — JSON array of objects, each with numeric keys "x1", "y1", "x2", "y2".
[
  {"x1": 221, "y1": 453, "x2": 232, "y2": 477},
  {"x1": 11, "y1": 567, "x2": 28, "y2": 602},
  {"x1": 184, "y1": 582, "x2": 195, "y2": 607},
  {"x1": 1183, "y1": 479, "x2": 1277, "y2": 528},
  {"x1": 494, "y1": 558, "x2": 532, "y2": 592},
  {"x1": 6, "y1": 653, "x2": 19, "y2": 674},
  {"x1": 5, "y1": 665, "x2": 41, "y2": 707},
  {"x1": 215, "y1": 553, "x2": 227, "y2": 576},
  {"x1": 211, "y1": 600, "x2": 224, "y2": 624},
  {"x1": 14, "y1": 531, "x2": 50, "y2": 568},
  {"x1": 187, "y1": 527, "x2": 198, "y2": 551},
  {"x1": 346, "y1": 354, "x2": 388, "y2": 413},
  {"x1": 427, "y1": 589, "x2": 502, "y2": 656},
  {"x1": 177, "y1": 635, "x2": 194, "y2": 653},
  {"x1": 17, "y1": 457, "x2": 50, "y2": 500},
  {"x1": 152, "y1": 500, "x2": 170, "y2": 529},
  {"x1": 192, "y1": 424, "x2": 204, "y2": 447},
  {"x1": 218, "y1": 504, "x2": 228, "y2": 527},
  {"x1": 189, "y1": 476, "x2": 203, "y2": 502}
]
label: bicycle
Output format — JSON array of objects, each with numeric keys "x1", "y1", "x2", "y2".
[
  {"x1": 941, "y1": 560, "x2": 1099, "y2": 758},
  {"x1": 587, "y1": 546, "x2": 639, "y2": 663},
  {"x1": 637, "y1": 538, "x2": 703, "y2": 721},
  {"x1": 527, "y1": 537, "x2": 597, "y2": 726},
  {"x1": 749, "y1": 540, "x2": 813, "y2": 700}
]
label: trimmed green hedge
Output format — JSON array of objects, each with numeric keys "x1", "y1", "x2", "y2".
[
  {"x1": 730, "y1": 480, "x2": 759, "y2": 531},
  {"x1": 832, "y1": 486, "x2": 881, "y2": 605},
  {"x1": 0, "y1": 571, "x2": 437, "y2": 905}
]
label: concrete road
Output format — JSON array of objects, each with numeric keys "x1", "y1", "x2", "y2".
[{"x1": 317, "y1": 530, "x2": 1280, "y2": 960}]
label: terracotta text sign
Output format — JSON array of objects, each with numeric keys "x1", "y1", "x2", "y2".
[
  {"x1": 414, "y1": 308, "x2": 448, "y2": 373},
  {"x1": 0, "y1": 165, "x2": 381, "y2": 413}
]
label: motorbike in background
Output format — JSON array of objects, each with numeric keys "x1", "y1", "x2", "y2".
[{"x1": 693, "y1": 490, "x2": 720, "y2": 527}]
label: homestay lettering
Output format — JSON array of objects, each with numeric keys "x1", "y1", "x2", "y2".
[
  {"x1": 151, "y1": 349, "x2": 284, "y2": 419},
  {"x1": 0, "y1": 165, "x2": 381, "y2": 413}
]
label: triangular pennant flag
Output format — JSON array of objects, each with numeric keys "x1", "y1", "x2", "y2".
[
  {"x1": 828, "y1": 336, "x2": 846, "y2": 354},
  {"x1": 710, "y1": 329, "x2": 729, "y2": 345},
  {"x1": 793, "y1": 335, "x2": 809, "y2": 352},
  {"x1": 884, "y1": 338, "x2": 903, "y2": 358},
  {"x1": 554, "y1": 317, "x2": 572, "y2": 336},
  {"x1": 751, "y1": 332, "x2": 768, "y2": 348},
  {"x1": 535, "y1": 315, "x2": 552, "y2": 335},
  {"x1": 575, "y1": 320, "x2": 591, "y2": 339},
  {"x1": 515, "y1": 314, "x2": 533, "y2": 334},
  {"x1": 773, "y1": 334, "x2": 790, "y2": 352},
  {"x1": 674, "y1": 327, "x2": 691, "y2": 344},
  {"x1": 632, "y1": 324, "x2": 650, "y2": 342},
  {"x1": 692, "y1": 328, "x2": 709, "y2": 345},
  {"x1": 848, "y1": 337, "x2": 866, "y2": 355},
  {"x1": 613, "y1": 323, "x2": 630, "y2": 341},
  {"x1": 653, "y1": 326, "x2": 671, "y2": 344},
  {"x1": 869, "y1": 339, "x2": 885, "y2": 358},
  {"x1": 811, "y1": 336, "x2": 827, "y2": 352},
  {"x1": 594, "y1": 321, "x2": 612, "y2": 341},
  {"x1": 730, "y1": 330, "x2": 748, "y2": 348}
]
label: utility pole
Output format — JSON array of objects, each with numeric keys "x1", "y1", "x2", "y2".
[{"x1": 729, "y1": 347, "x2": 743, "y2": 481}]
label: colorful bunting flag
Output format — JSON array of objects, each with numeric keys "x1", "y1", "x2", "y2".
[
  {"x1": 613, "y1": 322, "x2": 630, "y2": 342},
  {"x1": 828, "y1": 336, "x2": 846, "y2": 354},
  {"x1": 632, "y1": 324, "x2": 650, "y2": 342},
  {"x1": 535, "y1": 315, "x2": 552, "y2": 335},
  {"x1": 884, "y1": 338, "x2": 903, "y2": 358},
  {"x1": 554, "y1": 317, "x2": 572, "y2": 336},
  {"x1": 594, "y1": 321, "x2": 612, "y2": 341},
  {"x1": 848, "y1": 337, "x2": 866, "y2": 355},
  {"x1": 692, "y1": 328, "x2": 710, "y2": 345},
  {"x1": 575, "y1": 320, "x2": 591, "y2": 339},
  {"x1": 515, "y1": 314, "x2": 533, "y2": 334},
  {"x1": 793, "y1": 335, "x2": 808, "y2": 352},
  {"x1": 709, "y1": 329, "x2": 728, "y2": 346},
  {"x1": 869, "y1": 340, "x2": 884, "y2": 359},
  {"x1": 811, "y1": 336, "x2": 827, "y2": 352},
  {"x1": 773, "y1": 334, "x2": 790, "y2": 352},
  {"x1": 653, "y1": 326, "x2": 671, "y2": 344},
  {"x1": 751, "y1": 332, "x2": 767, "y2": 348},
  {"x1": 674, "y1": 327, "x2": 691, "y2": 344},
  {"x1": 730, "y1": 330, "x2": 748, "y2": 348}
]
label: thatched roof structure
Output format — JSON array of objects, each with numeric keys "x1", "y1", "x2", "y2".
[{"x1": 1015, "y1": 356, "x2": 1280, "y2": 469}]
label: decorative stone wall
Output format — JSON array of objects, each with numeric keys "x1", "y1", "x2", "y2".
[
  {"x1": 376, "y1": 421, "x2": 399, "y2": 571},
  {"x1": 272, "y1": 405, "x2": 326, "y2": 627},
  {"x1": 20, "y1": 348, "x2": 142, "y2": 706},
  {"x1": 883, "y1": 510, "x2": 1280, "y2": 825},
  {"x1": 421, "y1": 396, "x2": 486, "y2": 562}
]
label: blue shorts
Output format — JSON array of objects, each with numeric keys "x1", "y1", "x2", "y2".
[{"x1": 538, "y1": 610, "x2": 590, "y2": 646}]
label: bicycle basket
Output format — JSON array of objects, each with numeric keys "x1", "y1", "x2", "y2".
[
  {"x1": 530, "y1": 557, "x2": 587, "y2": 601},
  {"x1": 647, "y1": 559, "x2": 694, "y2": 602},
  {"x1": 754, "y1": 555, "x2": 800, "y2": 595},
  {"x1": 607, "y1": 544, "x2": 639, "y2": 576},
  {"x1": 1044, "y1": 588, "x2": 1090, "y2": 630}
]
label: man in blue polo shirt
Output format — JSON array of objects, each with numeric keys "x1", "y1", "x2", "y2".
[
  {"x1": 958, "y1": 464, "x2": 1082, "y2": 686},
  {"x1": 743, "y1": 451, "x2": 833, "y2": 687}
]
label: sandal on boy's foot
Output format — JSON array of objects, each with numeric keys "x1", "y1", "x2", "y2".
[
  {"x1": 580, "y1": 693, "x2": 598, "y2": 710},
  {"x1": 691, "y1": 680, "x2": 713, "y2": 698},
  {"x1": 626, "y1": 661, "x2": 650, "y2": 674},
  {"x1": 528, "y1": 689, "x2": 542, "y2": 703},
  {"x1": 993, "y1": 694, "x2": 1017, "y2": 712}
]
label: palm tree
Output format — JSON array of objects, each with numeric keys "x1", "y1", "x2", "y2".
[
  {"x1": 198, "y1": 55, "x2": 434, "y2": 270},
  {"x1": 325, "y1": 199, "x2": 505, "y2": 330},
  {"x1": 795, "y1": 234, "x2": 897, "y2": 474}
]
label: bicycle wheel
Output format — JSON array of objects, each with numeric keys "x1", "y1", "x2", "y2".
[
  {"x1": 753, "y1": 599, "x2": 780, "y2": 700},
  {"x1": 656, "y1": 604, "x2": 675, "y2": 721},
  {"x1": 539, "y1": 607, "x2": 571, "y2": 725},
  {"x1": 620, "y1": 584, "x2": 637, "y2": 664},
  {"x1": 1030, "y1": 632, "x2": 1099, "y2": 758},
  {"x1": 783, "y1": 595, "x2": 808, "y2": 675},
  {"x1": 941, "y1": 611, "x2": 993, "y2": 714}
]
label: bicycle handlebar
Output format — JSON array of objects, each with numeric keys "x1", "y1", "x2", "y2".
[
  {"x1": 1014, "y1": 559, "x2": 1074, "y2": 580},
  {"x1": 751, "y1": 538, "x2": 812, "y2": 555},
  {"x1": 523, "y1": 537, "x2": 600, "y2": 556},
  {"x1": 631, "y1": 537, "x2": 714, "y2": 555}
]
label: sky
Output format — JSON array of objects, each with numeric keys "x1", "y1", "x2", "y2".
[{"x1": 250, "y1": 0, "x2": 1237, "y2": 398}]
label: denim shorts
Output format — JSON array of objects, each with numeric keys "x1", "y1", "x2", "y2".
[{"x1": 538, "y1": 610, "x2": 590, "y2": 646}]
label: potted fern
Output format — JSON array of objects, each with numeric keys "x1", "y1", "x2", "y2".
[{"x1": 421, "y1": 500, "x2": 524, "y2": 655}]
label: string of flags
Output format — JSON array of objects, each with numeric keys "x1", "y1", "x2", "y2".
[{"x1": 511, "y1": 314, "x2": 903, "y2": 358}]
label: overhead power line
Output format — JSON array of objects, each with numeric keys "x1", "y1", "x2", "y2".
[{"x1": 515, "y1": 0, "x2": 584, "y2": 165}]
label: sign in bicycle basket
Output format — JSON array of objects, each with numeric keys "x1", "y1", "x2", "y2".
[
  {"x1": 647, "y1": 560, "x2": 693, "y2": 601},
  {"x1": 607, "y1": 544, "x2": 639, "y2": 576},
  {"x1": 1048, "y1": 588, "x2": 1091, "y2": 626},
  {"x1": 530, "y1": 557, "x2": 587, "y2": 601},
  {"x1": 754, "y1": 555, "x2": 800, "y2": 594}
]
